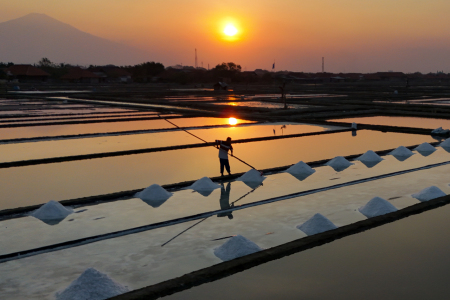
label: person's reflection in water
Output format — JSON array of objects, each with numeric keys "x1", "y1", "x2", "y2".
[{"x1": 217, "y1": 182, "x2": 234, "y2": 220}]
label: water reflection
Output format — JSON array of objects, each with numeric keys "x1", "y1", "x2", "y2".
[
  {"x1": 330, "y1": 116, "x2": 450, "y2": 130},
  {"x1": 217, "y1": 182, "x2": 234, "y2": 219},
  {"x1": 416, "y1": 150, "x2": 436, "y2": 157},
  {"x1": 359, "y1": 160, "x2": 382, "y2": 168}
]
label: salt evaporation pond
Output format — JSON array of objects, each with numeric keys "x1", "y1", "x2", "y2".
[
  {"x1": 328, "y1": 116, "x2": 450, "y2": 130},
  {"x1": 0, "y1": 117, "x2": 253, "y2": 140},
  {"x1": 210, "y1": 101, "x2": 313, "y2": 109},
  {"x1": 162, "y1": 203, "x2": 450, "y2": 300},
  {"x1": 2, "y1": 164, "x2": 450, "y2": 299},
  {"x1": 0, "y1": 130, "x2": 437, "y2": 209},
  {"x1": 3, "y1": 148, "x2": 450, "y2": 256},
  {"x1": 0, "y1": 111, "x2": 160, "y2": 122},
  {"x1": 0, "y1": 114, "x2": 181, "y2": 126},
  {"x1": 0, "y1": 123, "x2": 341, "y2": 163}
]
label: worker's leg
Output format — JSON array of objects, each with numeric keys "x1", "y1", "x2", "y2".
[
  {"x1": 220, "y1": 159, "x2": 225, "y2": 175},
  {"x1": 224, "y1": 159, "x2": 231, "y2": 175}
]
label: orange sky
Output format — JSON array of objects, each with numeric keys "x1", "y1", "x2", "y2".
[{"x1": 2, "y1": 0, "x2": 450, "y2": 72}]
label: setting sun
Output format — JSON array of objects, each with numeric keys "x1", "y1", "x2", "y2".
[
  {"x1": 224, "y1": 24, "x2": 238, "y2": 36},
  {"x1": 228, "y1": 117, "x2": 238, "y2": 125}
]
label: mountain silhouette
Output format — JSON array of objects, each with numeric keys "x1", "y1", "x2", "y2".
[{"x1": 0, "y1": 13, "x2": 153, "y2": 65}]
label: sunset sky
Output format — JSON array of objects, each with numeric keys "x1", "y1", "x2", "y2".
[{"x1": 1, "y1": 0, "x2": 450, "y2": 73}]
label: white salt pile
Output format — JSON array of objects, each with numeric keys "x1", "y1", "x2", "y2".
[
  {"x1": 432, "y1": 127, "x2": 444, "y2": 134},
  {"x1": 325, "y1": 156, "x2": 354, "y2": 172},
  {"x1": 236, "y1": 169, "x2": 266, "y2": 184},
  {"x1": 31, "y1": 200, "x2": 73, "y2": 221},
  {"x1": 356, "y1": 150, "x2": 383, "y2": 162},
  {"x1": 56, "y1": 268, "x2": 129, "y2": 300},
  {"x1": 135, "y1": 184, "x2": 172, "y2": 207},
  {"x1": 356, "y1": 150, "x2": 383, "y2": 168},
  {"x1": 412, "y1": 186, "x2": 446, "y2": 202},
  {"x1": 214, "y1": 235, "x2": 263, "y2": 261},
  {"x1": 286, "y1": 161, "x2": 316, "y2": 176},
  {"x1": 297, "y1": 213, "x2": 338, "y2": 236},
  {"x1": 388, "y1": 146, "x2": 414, "y2": 161},
  {"x1": 432, "y1": 127, "x2": 450, "y2": 135},
  {"x1": 440, "y1": 138, "x2": 450, "y2": 148},
  {"x1": 186, "y1": 177, "x2": 221, "y2": 196},
  {"x1": 358, "y1": 197, "x2": 398, "y2": 218},
  {"x1": 414, "y1": 142, "x2": 436, "y2": 157},
  {"x1": 414, "y1": 142, "x2": 436, "y2": 152}
]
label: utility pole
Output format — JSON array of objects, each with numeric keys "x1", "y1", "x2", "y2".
[
  {"x1": 322, "y1": 57, "x2": 324, "y2": 73},
  {"x1": 195, "y1": 49, "x2": 198, "y2": 69}
]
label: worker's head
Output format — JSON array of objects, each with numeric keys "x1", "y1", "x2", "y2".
[{"x1": 226, "y1": 137, "x2": 231, "y2": 142}]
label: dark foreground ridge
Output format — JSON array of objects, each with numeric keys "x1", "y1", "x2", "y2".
[{"x1": 109, "y1": 193, "x2": 450, "y2": 300}]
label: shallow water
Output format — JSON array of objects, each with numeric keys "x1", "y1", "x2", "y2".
[
  {"x1": 329, "y1": 116, "x2": 450, "y2": 129},
  {"x1": 1, "y1": 160, "x2": 450, "y2": 299},
  {"x1": 0, "y1": 111, "x2": 160, "y2": 122},
  {"x1": 211, "y1": 101, "x2": 314, "y2": 109},
  {"x1": 0, "y1": 114, "x2": 181, "y2": 126},
  {"x1": 163, "y1": 201, "x2": 450, "y2": 300},
  {"x1": 0, "y1": 130, "x2": 435, "y2": 209},
  {"x1": 0, "y1": 117, "x2": 252, "y2": 140},
  {"x1": 0, "y1": 123, "x2": 337, "y2": 162},
  {"x1": 2, "y1": 150, "x2": 449, "y2": 256}
]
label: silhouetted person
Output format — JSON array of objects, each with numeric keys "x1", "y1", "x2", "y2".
[
  {"x1": 217, "y1": 182, "x2": 233, "y2": 219},
  {"x1": 215, "y1": 137, "x2": 233, "y2": 176},
  {"x1": 279, "y1": 81, "x2": 287, "y2": 109}
]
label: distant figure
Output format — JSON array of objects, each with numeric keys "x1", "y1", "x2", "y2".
[
  {"x1": 273, "y1": 129, "x2": 276, "y2": 135},
  {"x1": 279, "y1": 81, "x2": 287, "y2": 109},
  {"x1": 217, "y1": 182, "x2": 234, "y2": 219},
  {"x1": 215, "y1": 137, "x2": 233, "y2": 176}
]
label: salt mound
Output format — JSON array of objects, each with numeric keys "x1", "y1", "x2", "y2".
[
  {"x1": 236, "y1": 169, "x2": 266, "y2": 183},
  {"x1": 357, "y1": 150, "x2": 383, "y2": 162},
  {"x1": 286, "y1": 161, "x2": 316, "y2": 176},
  {"x1": 135, "y1": 184, "x2": 172, "y2": 207},
  {"x1": 388, "y1": 146, "x2": 414, "y2": 161},
  {"x1": 31, "y1": 200, "x2": 72, "y2": 221},
  {"x1": 412, "y1": 186, "x2": 446, "y2": 202},
  {"x1": 186, "y1": 177, "x2": 221, "y2": 196},
  {"x1": 440, "y1": 138, "x2": 450, "y2": 147},
  {"x1": 297, "y1": 213, "x2": 338, "y2": 236},
  {"x1": 325, "y1": 156, "x2": 354, "y2": 172},
  {"x1": 214, "y1": 235, "x2": 263, "y2": 261},
  {"x1": 358, "y1": 197, "x2": 398, "y2": 218},
  {"x1": 356, "y1": 150, "x2": 384, "y2": 168},
  {"x1": 432, "y1": 127, "x2": 450, "y2": 135},
  {"x1": 414, "y1": 142, "x2": 436, "y2": 157},
  {"x1": 389, "y1": 146, "x2": 414, "y2": 157},
  {"x1": 414, "y1": 142, "x2": 436, "y2": 152},
  {"x1": 432, "y1": 127, "x2": 444, "y2": 134},
  {"x1": 56, "y1": 268, "x2": 129, "y2": 300}
]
